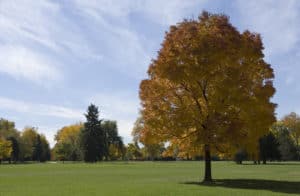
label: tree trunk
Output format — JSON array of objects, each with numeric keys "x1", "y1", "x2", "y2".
[{"x1": 203, "y1": 144, "x2": 212, "y2": 182}]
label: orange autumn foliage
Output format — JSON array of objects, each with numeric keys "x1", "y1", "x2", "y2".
[{"x1": 139, "y1": 11, "x2": 276, "y2": 159}]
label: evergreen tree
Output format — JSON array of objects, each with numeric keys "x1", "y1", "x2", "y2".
[
  {"x1": 40, "y1": 135, "x2": 51, "y2": 162},
  {"x1": 259, "y1": 132, "x2": 280, "y2": 164},
  {"x1": 33, "y1": 134, "x2": 43, "y2": 162},
  {"x1": 81, "y1": 104, "x2": 104, "y2": 162}
]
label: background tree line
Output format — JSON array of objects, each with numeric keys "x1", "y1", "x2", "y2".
[
  {"x1": 130, "y1": 112, "x2": 300, "y2": 164},
  {"x1": 1, "y1": 107, "x2": 299, "y2": 163},
  {"x1": 0, "y1": 119, "x2": 50, "y2": 163}
]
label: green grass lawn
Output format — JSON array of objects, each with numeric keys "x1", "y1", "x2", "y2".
[{"x1": 0, "y1": 161, "x2": 299, "y2": 196}]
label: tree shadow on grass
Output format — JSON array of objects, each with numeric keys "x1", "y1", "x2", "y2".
[
  {"x1": 182, "y1": 179, "x2": 300, "y2": 194},
  {"x1": 242, "y1": 163, "x2": 300, "y2": 166}
]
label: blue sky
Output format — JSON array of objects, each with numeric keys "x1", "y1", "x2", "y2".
[{"x1": 0, "y1": 0, "x2": 299, "y2": 147}]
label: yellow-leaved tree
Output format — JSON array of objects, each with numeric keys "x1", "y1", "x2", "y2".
[
  {"x1": 54, "y1": 123, "x2": 83, "y2": 161},
  {"x1": 0, "y1": 137, "x2": 12, "y2": 163},
  {"x1": 139, "y1": 12, "x2": 276, "y2": 182},
  {"x1": 281, "y1": 112, "x2": 300, "y2": 159},
  {"x1": 20, "y1": 127, "x2": 38, "y2": 160}
]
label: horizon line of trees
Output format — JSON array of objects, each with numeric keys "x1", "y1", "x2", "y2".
[
  {"x1": 131, "y1": 112, "x2": 300, "y2": 164},
  {"x1": 1, "y1": 110, "x2": 299, "y2": 163}
]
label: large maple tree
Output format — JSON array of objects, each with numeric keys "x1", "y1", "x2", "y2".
[{"x1": 139, "y1": 12, "x2": 276, "y2": 182}]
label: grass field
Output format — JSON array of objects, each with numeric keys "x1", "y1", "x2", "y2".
[{"x1": 0, "y1": 161, "x2": 300, "y2": 196}]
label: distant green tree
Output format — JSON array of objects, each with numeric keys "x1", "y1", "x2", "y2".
[
  {"x1": 33, "y1": 134, "x2": 43, "y2": 162},
  {"x1": 55, "y1": 142, "x2": 72, "y2": 163},
  {"x1": 101, "y1": 120, "x2": 124, "y2": 160},
  {"x1": 7, "y1": 136, "x2": 19, "y2": 163},
  {"x1": 132, "y1": 115, "x2": 164, "y2": 160},
  {"x1": 126, "y1": 143, "x2": 143, "y2": 160},
  {"x1": 271, "y1": 123, "x2": 297, "y2": 160},
  {"x1": 19, "y1": 127, "x2": 38, "y2": 161},
  {"x1": 0, "y1": 118, "x2": 20, "y2": 163},
  {"x1": 31, "y1": 134, "x2": 50, "y2": 162},
  {"x1": 0, "y1": 118, "x2": 19, "y2": 138},
  {"x1": 142, "y1": 144, "x2": 165, "y2": 161},
  {"x1": 259, "y1": 132, "x2": 280, "y2": 164},
  {"x1": 54, "y1": 123, "x2": 83, "y2": 161},
  {"x1": 81, "y1": 104, "x2": 104, "y2": 162},
  {"x1": 282, "y1": 112, "x2": 300, "y2": 160}
]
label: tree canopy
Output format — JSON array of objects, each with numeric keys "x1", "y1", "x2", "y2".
[{"x1": 139, "y1": 11, "x2": 276, "y2": 181}]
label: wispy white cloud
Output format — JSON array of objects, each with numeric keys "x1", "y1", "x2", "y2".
[
  {"x1": 73, "y1": 0, "x2": 133, "y2": 18},
  {"x1": 0, "y1": 45, "x2": 62, "y2": 85},
  {"x1": 0, "y1": 0, "x2": 64, "y2": 85},
  {"x1": 72, "y1": 0, "x2": 206, "y2": 78},
  {"x1": 89, "y1": 92, "x2": 139, "y2": 118},
  {"x1": 0, "y1": 0, "x2": 97, "y2": 56},
  {"x1": 0, "y1": 0, "x2": 101, "y2": 85},
  {"x1": 138, "y1": 0, "x2": 206, "y2": 25},
  {"x1": 0, "y1": 0, "x2": 61, "y2": 51},
  {"x1": 74, "y1": 0, "x2": 205, "y2": 25},
  {"x1": 72, "y1": 1, "x2": 150, "y2": 78},
  {"x1": 235, "y1": 0, "x2": 300, "y2": 57},
  {"x1": 0, "y1": 96, "x2": 84, "y2": 120}
]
